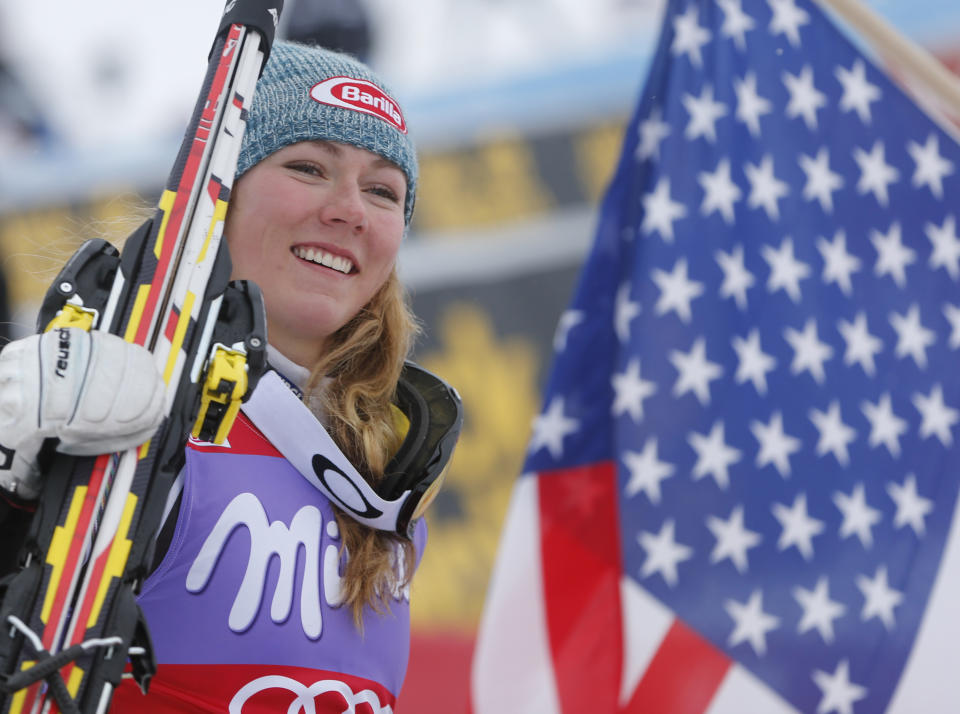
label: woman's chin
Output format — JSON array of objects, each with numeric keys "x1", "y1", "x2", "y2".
[{"x1": 267, "y1": 307, "x2": 347, "y2": 352}]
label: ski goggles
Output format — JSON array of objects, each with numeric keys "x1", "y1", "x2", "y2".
[
  {"x1": 241, "y1": 362, "x2": 462, "y2": 536},
  {"x1": 379, "y1": 362, "x2": 464, "y2": 533}
]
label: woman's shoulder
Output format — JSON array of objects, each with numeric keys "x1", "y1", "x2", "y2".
[{"x1": 186, "y1": 412, "x2": 284, "y2": 458}]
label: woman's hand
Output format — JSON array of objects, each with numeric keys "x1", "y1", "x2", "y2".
[{"x1": 0, "y1": 328, "x2": 166, "y2": 499}]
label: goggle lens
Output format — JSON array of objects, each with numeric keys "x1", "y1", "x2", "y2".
[{"x1": 411, "y1": 468, "x2": 448, "y2": 521}]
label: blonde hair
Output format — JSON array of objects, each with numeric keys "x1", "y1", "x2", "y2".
[{"x1": 306, "y1": 268, "x2": 420, "y2": 626}]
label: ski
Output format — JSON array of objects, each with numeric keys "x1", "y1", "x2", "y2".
[{"x1": 0, "y1": 1, "x2": 283, "y2": 712}]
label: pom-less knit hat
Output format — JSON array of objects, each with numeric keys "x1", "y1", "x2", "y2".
[{"x1": 237, "y1": 41, "x2": 418, "y2": 224}]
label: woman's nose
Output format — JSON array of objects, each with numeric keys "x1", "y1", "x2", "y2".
[{"x1": 319, "y1": 181, "x2": 366, "y2": 231}]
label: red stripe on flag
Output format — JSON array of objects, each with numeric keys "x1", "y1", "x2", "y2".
[
  {"x1": 539, "y1": 462, "x2": 623, "y2": 713},
  {"x1": 623, "y1": 619, "x2": 730, "y2": 714}
]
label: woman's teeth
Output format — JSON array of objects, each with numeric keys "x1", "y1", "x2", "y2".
[{"x1": 292, "y1": 246, "x2": 354, "y2": 274}]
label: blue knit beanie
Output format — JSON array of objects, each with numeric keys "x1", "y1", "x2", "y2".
[{"x1": 237, "y1": 41, "x2": 418, "y2": 224}]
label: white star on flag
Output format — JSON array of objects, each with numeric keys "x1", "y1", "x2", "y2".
[
  {"x1": 793, "y1": 576, "x2": 846, "y2": 644},
  {"x1": 683, "y1": 85, "x2": 728, "y2": 143},
  {"x1": 641, "y1": 177, "x2": 687, "y2": 241},
  {"x1": 856, "y1": 566, "x2": 904, "y2": 630},
  {"x1": 809, "y1": 400, "x2": 857, "y2": 466},
  {"x1": 944, "y1": 302, "x2": 960, "y2": 348},
  {"x1": 611, "y1": 359, "x2": 657, "y2": 422},
  {"x1": 716, "y1": 244, "x2": 756, "y2": 309},
  {"x1": 529, "y1": 397, "x2": 579, "y2": 459},
  {"x1": 887, "y1": 474, "x2": 934, "y2": 536},
  {"x1": 925, "y1": 214, "x2": 960, "y2": 279},
  {"x1": 772, "y1": 493, "x2": 826, "y2": 560},
  {"x1": 769, "y1": 239, "x2": 814, "y2": 303},
  {"x1": 767, "y1": 0, "x2": 809, "y2": 47},
  {"x1": 707, "y1": 505, "x2": 761, "y2": 572},
  {"x1": 732, "y1": 328, "x2": 777, "y2": 394},
  {"x1": 638, "y1": 518, "x2": 693, "y2": 587},
  {"x1": 783, "y1": 65, "x2": 826, "y2": 131},
  {"x1": 854, "y1": 140, "x2": 899, "y2": 207},
  {"x1": 835, "y1": 59, "x2": 881, "y2": 124},
  {"x1": 653, "y1": 258, "x2": 704, "y2": 323},
  {"x1": 833, "y1": 483, "x2": 883, "y2": 548},
  {"x1": 719, "y1": 0, "x2": 755, "y2": 50},
  {"x1": 870, "y1": 221, "x2": 916, "y2": 288},
  {"x1": 669, "y1": 337, "x2": 723, "y2": 405},
  {"x1": 553, "y1": 309, "x2": 584, "y2": 351},
  {"x1": 908, "y1": 133, "x2": 954, "y2": 198},
  {"x1": 671, "y1": 5, "x2": 711, "y2": 67},
  {"x1": 734, "y1": 71, "x2": 772, "y2": 136},
  {"x1": 688, "y1": 421, "x2": 742, "y2": 489},
  {"x1": 912, "y1": 384, "x2": 958, "y2": 446},
  {"x1": 800, "y1": 149, "x2": 845, "y2": 213},
  {"x1": 812, "y1": 660, "x2": 868, "y2": 714},
  {"x1": 623, "y1": 437, "x2": 675, "y2": 503},
  {"x1": 837, "y1": 312, "x2": 882, "y2": 376},
  {"x1": 751, "y1": 411, "x2": 802, "y2": 477},
  {"x1": 725, "y1": 589, "x2": 780, "y2": 656},
  {"x1": 699, "y1": 158, "x2": 742, "y2": 223},
  {"x1": 745, "y1": 155, "x2": 790, "y2": 220},
  {"x1": 890, "y1": 304, "x2": 935, "y2": 369},
  {"x1": 818, "y1": 230, "x2": 860, "y2": 295},
  {"x1": 614, "y1": 283, "x2": 641, "y2": 342},
  {"x1": 763, "y1": 237, "x2": 810, "y2": 302},
  {"x1": 784, "y1": 318, "x2": 833, "y2": 383},
  {"x1": 636, "y1": 107, "x2": 672, "y2": 162},
  {"x1": 861, "y1": 393, "x2": 907, "y2": 457}
]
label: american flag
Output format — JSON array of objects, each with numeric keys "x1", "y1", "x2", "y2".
[{"x1": 470, "y1": 0, "x2": 960, "y2": 712}]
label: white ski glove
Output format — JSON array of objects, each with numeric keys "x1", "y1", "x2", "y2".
[{"x1": 0, "y1": 328, "x2": 166, "y2": 500}]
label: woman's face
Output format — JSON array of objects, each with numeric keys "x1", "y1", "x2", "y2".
[{"x1": 225, "y1": 140, "x2": 407, "y2": 365}]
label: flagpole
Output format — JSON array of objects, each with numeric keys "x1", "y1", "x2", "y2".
[{"x1": 815, "y1": 0, "x2": 960, "y2": 118}]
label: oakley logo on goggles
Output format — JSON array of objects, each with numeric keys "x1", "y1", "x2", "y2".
[{"x1": 241, "y1": 363, "x2": 462, "y2": 536}]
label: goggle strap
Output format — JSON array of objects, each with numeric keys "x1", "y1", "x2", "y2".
[{"x1": 240, "y1": 371, "x2": 413, "y2": 533}]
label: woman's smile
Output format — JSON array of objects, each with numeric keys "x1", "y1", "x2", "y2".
[{"x1": 291, "y1": 244, "x2": 357, "y2": 274}]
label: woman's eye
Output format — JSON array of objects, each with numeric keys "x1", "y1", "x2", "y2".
[
  {"x1": 367, "y1": 185, "x2": 400, "y2": 203},
  {"x1": 288, "y1": 162, "x2": 324, "y2": 177}
]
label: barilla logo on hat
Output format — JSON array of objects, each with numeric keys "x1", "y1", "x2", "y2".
[{"x1": 310, "y1": 76, "x2": 407, "y2": 134}]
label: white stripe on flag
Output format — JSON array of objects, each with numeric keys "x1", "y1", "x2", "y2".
[
  {"x1": 470, "y1": 476, "x2": 561, "y2": 714},
  {"x1": 706, "y1": 665, "x2": 799, "y2": 714},
  {"x1": 617, "y1": 575, "x2": 797, "y2": 712},
  {"x1": 887, "y1": 494, "x2": 960, "y2": 711},
  {"x1": 619, "y1": 576, "x2": 673, "y2": 705}
]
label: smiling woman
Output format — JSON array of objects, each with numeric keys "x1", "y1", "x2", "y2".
[
  {"x1": 119, "y1": 41, "x2": 458, "y2": 713},
  {"x1": 226, "y1": 140, "x2": 408, "y2": 366},
  {"x1": 0, "y1": 40, "x2": 461, "y2": 714}
]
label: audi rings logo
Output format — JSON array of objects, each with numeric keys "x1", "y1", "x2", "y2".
[{"x1": 229, "y1": 675, "x2": 392, "y2": 714}]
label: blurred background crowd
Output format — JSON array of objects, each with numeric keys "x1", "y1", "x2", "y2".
[{"x1": 2, "y1": 0, "x2": 960, "y2": 710}]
